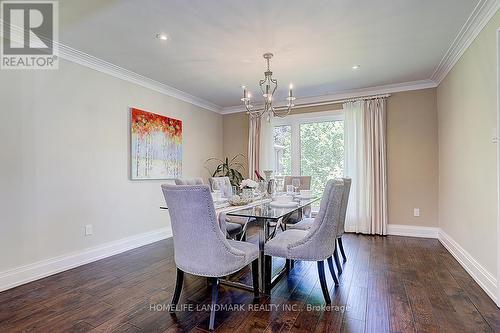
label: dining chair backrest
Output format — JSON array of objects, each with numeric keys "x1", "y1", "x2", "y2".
[
  {"x1": 337, "y1": 178, "x2": 352, "y2": 237},
  {"x1": 283, "y1": 176, "x2": 311, "y2": 191},
  {"x1": 208, "y1": 176, "x2": 232, "y2": 198},
  {"x1": 287, "y1": 179, "x2": 344, "y2": 260},
  {"x1": 161, "y1": 185, "x2": 249, "y2": 276},
  {"x1": 174, "y1": 178, "x2": 204, "y2": 185}
]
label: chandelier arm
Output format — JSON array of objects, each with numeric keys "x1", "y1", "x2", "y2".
[
  {"x1": 247, "y1": 104, "x2": 266, "y2": 119},
  {"x1": 244, "y1": 103, "x2": 252, "y2": 114},
  {"x1": 259, "y1": 80, "x2": 267, "y2": 96},
  {"x1": 271, "y1": 78, "x2": 278, "y2": 97},
  {"x1": 273, "y1": 103, "x2": 293, "y2": 118}
]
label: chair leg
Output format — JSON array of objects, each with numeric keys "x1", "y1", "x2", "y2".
[
  {"x1": 338, "y1": 237, "x2": 347, "y2": 262},
  {"x1": 317, "y1": 261, "x2": 331, "y2": 304},
  {"x1": 208, "y1": 277, "x2": 219, "y2": 331},
  {"x1": 333, "y1": 242, "x2": 343, "y2": 275},
  {"x1": 239, "y1": 219, "x2": 249, "y2": 241},
  {"x1": 170, "y1": 268, "x2": 184, "y2": 313},
  {"x1": 286, "y1": 259, "x2": 294, "y2": 272},
  {"x1": 326, "y1": 257, "x2": 339, "y2": 286},
  {"x1": 251, "y1": 259, "x2": 260, "y2": 298}
]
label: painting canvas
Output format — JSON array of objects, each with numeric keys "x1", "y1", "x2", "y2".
[{"x1": 131, "y1": 108, "x2": 182, "y2": 180}]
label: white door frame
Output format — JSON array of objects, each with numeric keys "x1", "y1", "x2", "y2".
[{"x1": 497, "y1": 28, "x2": 500, "y2": 307}]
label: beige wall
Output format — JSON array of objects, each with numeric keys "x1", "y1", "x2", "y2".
[
  {"x1": 222, "y1": 89, "x2": 439, "y2": 227},
  {"x1": 0, "y1": 59, "x2": 223, "y2": 272},
  {"x1": 222, "y1": 112, "x2": 249, "y2": 177},
  {"x1": 437, "y1": 10, "x2": 499, "y2": 275},
  {"x1": 387, "y1": 89, "x2": 439, "y2": 227}
]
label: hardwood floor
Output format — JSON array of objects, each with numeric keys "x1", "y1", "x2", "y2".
[{"x1": 1, "y1": 229, "x2": 500, "y2": 332}]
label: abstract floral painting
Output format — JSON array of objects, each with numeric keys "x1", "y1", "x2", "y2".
[{"x1": 131, "y1": 108, "x2": 182, "y2": 180}]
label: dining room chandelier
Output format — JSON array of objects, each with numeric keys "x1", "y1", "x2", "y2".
[{"x1": 241, "y1": 53, "x2": 296, "y2": 120}]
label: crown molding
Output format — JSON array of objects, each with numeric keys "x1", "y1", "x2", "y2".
[
  {"x1": 220, "y1": 79, "x2": 437, "y2": 114},
  {"x1": 57, "y1": 43, "x2": 223, "y2": 113},
  {"x1": 431, "y1": 0, "x2": 500, "y2": 84}
]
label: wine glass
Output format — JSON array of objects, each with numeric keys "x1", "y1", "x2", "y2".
[
  {"x1": 292, "y1": 178, "x2": 301, "y2": 194},
  {"x1": 258, "y1": 181, "x2": 267, "y2": 199}
]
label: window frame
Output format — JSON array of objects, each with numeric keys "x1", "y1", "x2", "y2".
[{"x1": 272, "y1": 110, "x2": 344, "y2": 176}]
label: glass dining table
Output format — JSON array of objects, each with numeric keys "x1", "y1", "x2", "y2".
[{"x1": 226, "y1": 197, "x2": 319, "y2": 294}]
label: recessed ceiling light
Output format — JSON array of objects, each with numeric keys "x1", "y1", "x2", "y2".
[
  {"x1": 352, "y1": 65, "x2": 361, "y2": 70},
  {"x1": 156, "y1": 33, "x2": 168, "y2": 41}
]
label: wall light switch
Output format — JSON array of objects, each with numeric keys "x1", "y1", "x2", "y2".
[
  {"x1": 85, "y1": 224, "x2": 93, "y2": 236},
  {"x1": 413, "y1": 208, "x2": 420, "y2": 217}
]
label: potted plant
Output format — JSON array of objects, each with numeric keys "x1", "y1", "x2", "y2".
[{"x1": 205, "y1": 154, "x2": 245, "y2": 187}]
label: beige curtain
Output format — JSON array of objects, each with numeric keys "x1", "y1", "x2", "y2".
[
  {"x1": 365, "y1": 98, "x2": 388, "y2": 235},
  {"x1": 248, "y1": 115, "x2": 273, "y2": 180},
  {"x1": 248, "y1": 117, "x2": 261, "y2": 181},
  {"x1": 344, "y1": 98, "x2": 388, "y2": 235}
]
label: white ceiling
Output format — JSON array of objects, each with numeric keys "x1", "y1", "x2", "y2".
[{"x1": 59, "y1": 0, "x2": 480, "y2": 109}]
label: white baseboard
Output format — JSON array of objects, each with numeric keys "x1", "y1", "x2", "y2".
[
  {"x1": 0, "y1": 227, "x2": 172, "y2": 292},
  {"x1": 437, "y1": 229, "x2": 497, "y2": 304},
  {"x1": 387, "y1": 224, "x2": 439, "y2": 238}
]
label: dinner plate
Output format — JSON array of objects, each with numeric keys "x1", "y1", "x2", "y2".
[
  {"x1": 295, "y1": 195, "x2": 313, "y2": 200},
  {"x1": 269, "y1": 201, "x2": 299, "y2": 208}
]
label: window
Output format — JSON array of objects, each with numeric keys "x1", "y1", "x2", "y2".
[
  {"x1": 272, "y1": 111, "x2": 344, "y2": 196},
  {"x1": 273, "y1": 125, "x2": 291, "y2": 176}
]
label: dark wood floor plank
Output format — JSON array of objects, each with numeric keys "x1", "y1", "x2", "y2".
[
  {"x1": 289, "y1": 284, "x2": 324, "y2": 332},
  {"x1": 341, "y1": 317, "x2": 365, "y2": 333},
  {"x1": 436, "y1": 250, "x2": 500, "y2": 331},
  {"x1": 1, "y1": 233, "x2": 499, "y2": 333},
  {"x1": 385, "y1": 272, "x2": 415, "y2": 333},
  {"x1": 365, "y1": 272, "x2": 390, "y2": 333},
  {"x1": 404, "y1": 280, "x2": 439, "y2": 333}
]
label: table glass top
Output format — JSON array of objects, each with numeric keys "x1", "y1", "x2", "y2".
[{"x1": 226, "y1": 197, "x2": 319, "y2": 220}]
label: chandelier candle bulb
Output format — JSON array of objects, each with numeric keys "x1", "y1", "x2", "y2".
[{"x1": 241, "y1": 86, "x2": 249, "y2": 101}]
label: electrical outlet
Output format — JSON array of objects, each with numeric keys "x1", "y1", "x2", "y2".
[
  {"x1": 492, "y1": 127, "x2": 498, "y2": 143},
  {"x1": 85, "y1": 224, "x2": 93, "y2": 236},
  {"x1": 413, "y1": 208, "x2": 420, "y2": 217}
]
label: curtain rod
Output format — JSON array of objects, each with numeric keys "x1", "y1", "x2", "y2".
[{"x1": 276, "y1": 93, "x2": 391, "y2": 110}]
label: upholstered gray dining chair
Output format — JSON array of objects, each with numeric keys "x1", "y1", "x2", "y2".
[
  {"x1": 264, "y1": 179, "x2": 345, "y2": 304},
  {"x1": 175, "y1": 178, "x2": 243, "y2": 239},
  {"x1": 208, "y1": 176, "x2": 233, "y2": 197},
  {"x1": 174, "y1": 177, "x2": 204, "y2": 185},
  {"x1": 161, "y1": 185, "x2": 259, "y2": 331},
  {"x1": 282, "y1": 176, "x2": 312, "y2": 192},
  {"x1": 288, "y1": 178, "x2": 351, "y2": 274},
  {"x1": 208, "y1": 176, "x2": 251, "y2": 241}
]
